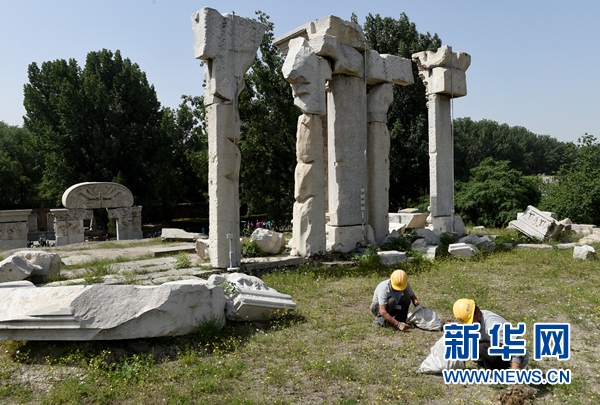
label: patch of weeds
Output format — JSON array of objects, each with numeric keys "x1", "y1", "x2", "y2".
[
  {"x1": 213, "y1": 280, "x2": 239, "y2": 295},
  {"x1": 82, "y1": 262, "x2": 117, "y2": 284},
  {"x1": 352, "y1": 245, "x2": 381, "y2": 270},
  {"x1": 242, "y1": 238, "x2": 268, "y2": 258},
  {"x1": 45, "y1": 273, "x2": 70, "y2": 283},
  {"x1": 175, "y1": 252, "x2": 192, "y2": 269}
]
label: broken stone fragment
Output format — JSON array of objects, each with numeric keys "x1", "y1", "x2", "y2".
[
  {"x1": 250, "y1": 228, "x2": 286, "y2": 255},
  {"x1": 448, "y1": 243, "x2": 479, "y2": 258},
  {"x1": 573, "y1": 245, "x2": 595, "y2": 260},
  {"x1": 377, "y1": 251, "x2": 408, "y2": 266},
  {"x1": 13, "y1": 250, "x2": 61, "y2": 281},
  {"x1": 0, "y1": 256, "x2": 43, "y2": 283}
]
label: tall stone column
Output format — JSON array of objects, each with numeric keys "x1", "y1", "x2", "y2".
[
  {"x1": 192, "y1": 8, "x2": 266, "y2": 268},
  {"x1": 366, "y1": 84, "x2": 394, "y2": 245},
  {"x1": 412, "y1": 46, "x2": 470, "y2": 234},
  {"x1": 282, "y1": 37, "x2": 330, "y2": 256}
]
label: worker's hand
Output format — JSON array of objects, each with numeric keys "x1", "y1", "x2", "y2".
[
  {"x1": 396, "y1": 322, "x2": 408, "y2": 332},
  {"x1": 413, "y1": 299, "x2": 420, "y2": 307}
]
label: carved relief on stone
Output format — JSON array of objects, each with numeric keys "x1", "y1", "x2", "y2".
[
  {"x1": 107, "y1": 207, "x2": 133, "y2": 220},
  {"x1": 62, "y1": 182, "x2": 134, "y2": 209},
  {"x1": 0, "y1": 223, "x2": 27, "y2": 240}
]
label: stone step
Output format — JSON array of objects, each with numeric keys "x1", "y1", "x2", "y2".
[
  {"x1": 148, "y1": 243, "x2": 197, "y2": 257},
  {"x1": 241, "y1": 255, "x2": 304, "y2": 271}
]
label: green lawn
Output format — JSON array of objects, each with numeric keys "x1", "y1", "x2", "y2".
[{"x1": 1, "y1": 240, "x2": 599, "y2": 404}]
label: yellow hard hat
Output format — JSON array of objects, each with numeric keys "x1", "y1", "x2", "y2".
[
  {"x1": 453, "y1": 299, "x2": 476, "y2": 324},
  {"x1": 390, "y1": 270, "x2": 407, "y2": 291}
]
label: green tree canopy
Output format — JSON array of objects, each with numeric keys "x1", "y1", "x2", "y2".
[
  {"x1": 23, "y1": 49, "x2": 177, "y2": 218},
  {"x1": 539, "y1": 134, "x2": 600, "y2": 225},
  {"x1": 455, "y1": 157, "x2": 541, "y2": 228}
]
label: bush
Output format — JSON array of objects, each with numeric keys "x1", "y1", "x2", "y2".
[
  {"x1": 455, "y1": 158, "x2": 541, "y2": 228},
  {"x1": 540, "y1": 134, "x2": 600, "y2": 225}
]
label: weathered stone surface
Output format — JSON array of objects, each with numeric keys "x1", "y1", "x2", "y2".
[
  {"x1": 52, "y1": 208, "x2": 93, "y2": 246},
  {"x1": 411, "y1": 238, "x2": 429, "y2": 252},
  {"x1": 399, "y1": 208, "x2": 420, "y2": 213},
  {"x1": 282, "y1": 38, "x2": 332, "y2": 115},
  {"x1": 388, "y1": 223, "x2": 406, "y2": 234},
  {"x1": 60, "y1": 255, "x2": 94, "y2": 266},
  {"x1": 208, "y1": 273, "x2": 296, "y2": 321},
  {"x1": 412, "y1": 45, "x2": 470, "y2": 97},
  {"x1": 428, "y1": 67, "x2": 467, "y2": 97},
  {"x1": 448, "y1": 243, "x2": 479, "y2": 258},
  {"x1": 366, "y1": 51, "x2": 413, "y2": 86},
  {"x1": 423, "y1": 246, "x2": 439, "y2": 260},
  {"x1": 580, "y1": 234, "x2": 600, "y2": 244},
  {"x1": 296, "y1": 114, "x2": 325, "y2": 163},
  {"x1": 62, "y1": 183, "x2": 134, "y2": 209},
  {"x1": 389, "y1": 213, "x2": 428, "y2": 229},
  {"x1": 367, "y1": 121, "x2": 391, "y2": 245},
  {"x1": 192, "y1": 7, "x2": 266, "y2": 104},
  {"x1": 556, "y1": 243, "x2": 576, "y2": 250},
  {"x1": 0, "y1": 209, "x2": 31, "y2": 251},
  {"x1": 377, "y1": 251, "x2": 408, "y2": 266},
  {"x1": 13, "y1": 250, "x2": 60, "y2": 280},
  {"x1": 0, "y1": 281, "x2": 35, "y2": 288},
  {"x1": 573, "y1": 245, "x2": 595, "y2": 260},
  {"x1": 307, "y1": 35, "x2": 364, "y2": 76},
  {"x1": 0, "y1": 280, "x2": 226, "y2": 340},
  {"x1": 273, "y1": 15, "x2": 366, "y2": 54},
  {"x1": 416, "y1": 229, "x2": 441, "y2": 245},
  {"x1": 514, "y1": 244, "x2": 553, "y2": 250},
  {"x1": 453, "y1": 215, "x2": 466, "y2": 237},
  {"x1": 571, "y1": 224, "x2": 595, "y2": 235},
  {"x1": 326, "y1": 224, "x2": 374, "y2": 253},
  {"x1": 195, "y1": 239, "x2": 210, "y2": 260},
  {"x1": 327, "y1": 74, "x2": 366, "y2": 227},
  {"x1": 251, "y1": 229, "x2": 286, "y2": 255},
  {"x1": 161, "y1": 228, "x2": 203, "y2": 242},
  {"x1": 0, "y1": 256, "x2": 42, "y2": 283},
  {"x1": 293, "y1": 197, "x2": 326, "y2": 256},
  {"x1": 459, "y1": 235, "x2": 496, "y2": 253},
  {"x1": 367, "y1": 83, "x2": 393, "y2": 123},
  {"x1": 107, "y1": 206, "x2": 143, "y2": 240},
  {"x1": 149, "y1": 244, "x2": 197, "y2": 258},
  {"x1": 512, "y1": 206, "x2": 564, "y2": 240}
]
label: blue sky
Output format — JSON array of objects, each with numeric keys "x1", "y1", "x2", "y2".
[{"x1": 1, "y1": 0, "x2": 598, "y2": 143}]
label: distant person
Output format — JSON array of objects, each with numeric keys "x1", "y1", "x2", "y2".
[
  {"x1": 27, "y1": 240, "x2": 33, "y2": 248},
  {"x1": 39, "y1": 234, "x2": 47, "y2": 247},
  {"x1": 370, "y1": 270, "x2": 420, "y2": 330},
  {"x1": 104, "y1": 234, "x2": 109, "y2": 241}
]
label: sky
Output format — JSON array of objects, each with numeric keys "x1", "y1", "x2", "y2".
[{"x1": 1, "y1": 0, "x2": 598, "y2": 144}]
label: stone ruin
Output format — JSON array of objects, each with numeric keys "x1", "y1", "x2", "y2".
[
  {"x1": 51, "y1": 182, "x2": 143, "y2": 246},
  {"x1": 0, "y1": 209, "x2": 31, "y2": 250},
  {"x1": 192, "y1": 10, "x2": 471, "y2": 266}
]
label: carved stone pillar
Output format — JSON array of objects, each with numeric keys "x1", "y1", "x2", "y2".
[
  {"x1": 51, "y1": 208, "x2": 92, "y2": 246},
  {"x1": 192, "y1": 7, "x2": 266, "y2": 268},
  {"x1": 107, "y1": 206, "x2": 143, "y2": 240},
  {"x1": 0, "y1": 210, "x2": 31, "y2": 250}
]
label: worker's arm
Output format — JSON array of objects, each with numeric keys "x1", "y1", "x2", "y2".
[
  {"x1": 511, "y1": 362, "x2": 521, "y2": 370},
  {"x1": 379, "y1": 305, "x2": 401, "y2": 327},
  {"x1": 410, "y1": 294, "x2": 419, "y2": 307}
]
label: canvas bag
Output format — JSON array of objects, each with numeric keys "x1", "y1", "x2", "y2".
[
  {"x1": 417, "y1": 335, "x2": 465, "y2": 374},
  {"x1": 406, "y1": 304, "x2": 444, "y2": 331}
]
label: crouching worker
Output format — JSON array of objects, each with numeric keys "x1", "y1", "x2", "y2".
[
  {"x1": 370, "y1": 270, "x2": 419, "y2": 330},
  {"x1": 453, "y1": 299, "x2": 529, "y2": 370}
]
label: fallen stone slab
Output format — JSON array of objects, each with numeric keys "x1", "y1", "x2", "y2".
[
  {"x1": 389, "y1": 213, "x2": 428, "y2": 229},
  {"x1": 388, "y1": 223, "x2": 406, "y2": 235},
  {"x1": 423, "y1": 246, "x2": 438, "y2": 260},
  {"x1": 61, "y1": 255, "x2": 94, "y2": 267},
  {"x1": 398, "y1": 208, "x2": 420, "y2": 213},
  {"x1": 512, "y1": 206, "x2": 563, "y2": 240},
  {"x1": 514, "y1": 244, "x2": 554, "y2": 250},
  {"x1": 242, "y1": 256, "x2": 304, "y2": 271},
  {"x1": 559, "y1": 218, "x2": 572, "y2": 232},
  {"x1": 556, "y1": 243, "x2": 576, "y2": 250},
  {"x1": 594, "y1": 228, "x2": 600, "y2": 235},
  {"x1": 573, "y1": 245, "x2": 595, "y2": 260},
  {"x1": 161, "y1": 228, "x2": 204, "y2": 242},
  {"x1": 0, "y1": 281, "x2": 35, "y2": 288},
  {"x1": 580, "y1": 234, "x2": 600, "y2": 244},
  {"x1": 411, "y1": 238, "x2": 428, "y2": 252},
  {"x1": 459, "y1": 235, "x2": 496, "y2": 253},
  {"x1": 570, "y1": 224, "x2": 595, "y2": 235},
  {"x1": 377, "y1": 251, "x2": 408, "y2": 266},
  {"x1": 208, "y1": 273, "x2": 296, "y2": 322},
  {"x1": 415, "y1": 229, "x2": 441, "y2": 245},
  {"x1": 13, "y1": 250, "x2": 61, "y2": 282},
  {"x1": 473, "y1": 226, "x2": 485, "y2": 231},
  {"x1": 250, "y1": 228, "x2": 285, "y2": 255},
  {"x1": 0, "y1": 280, "x2": 226, "y2": 340},
  {"x1": 149, "y1": 243, "x2": 197, "y2": 257},
  {"x1": 0, "y1": 256, "x2": 43, "y2": 283},
  {"x1": 448, "y1": 243, "x2": 479, "y2": 258}
]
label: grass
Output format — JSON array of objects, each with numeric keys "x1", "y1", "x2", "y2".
[{"x1": 1, "y1": 233, "x2": 599, "y2": 404}]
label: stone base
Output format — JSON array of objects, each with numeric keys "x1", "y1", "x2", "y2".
[
  {"x1": 0, "y1": 239, "x2": 27, "y2": 251},
  {"x1": 56, "y1": 234, "x2": 84, "y2": 247},
  {"x1": 326, "y1": 224, "x2": 374, "y2": 253},
  {"x1": 431, "y1": 216, "x2": 453, "y2": 234}
]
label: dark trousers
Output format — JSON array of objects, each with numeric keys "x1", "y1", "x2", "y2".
[
  {"x1": 478, "y1": 341, "x2": 511, "y2": 370},
  {"x1": 370, "y1": 294, "x2": 411, "y2": 326}
]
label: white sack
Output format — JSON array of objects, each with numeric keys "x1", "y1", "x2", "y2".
[
  {"x1": 417, "y1": 335, "x2": 465, "y2": 374},
  {"x1": 406, "y1": 304, "x2": 444, "y2": 331}
]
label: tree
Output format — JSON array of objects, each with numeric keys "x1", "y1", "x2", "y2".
[
  {"x1": 362, "y1": 13, "x2": 442, "y2": 209},
  {"x1": 455, "y1": 157, "x2": 541, "y2": 228},
  {"x1": 23, "y1": 49, "x2": 176, "y2": 218},
  {"x1": 540, "y1": 134, "x2": 600, "y2": 225},
  {"x1": 237, "y1": 12, "x2": 300, "y2": 220},
  {"x1": 0, "y1": 121, "x2": 43, "y2": 208}
]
